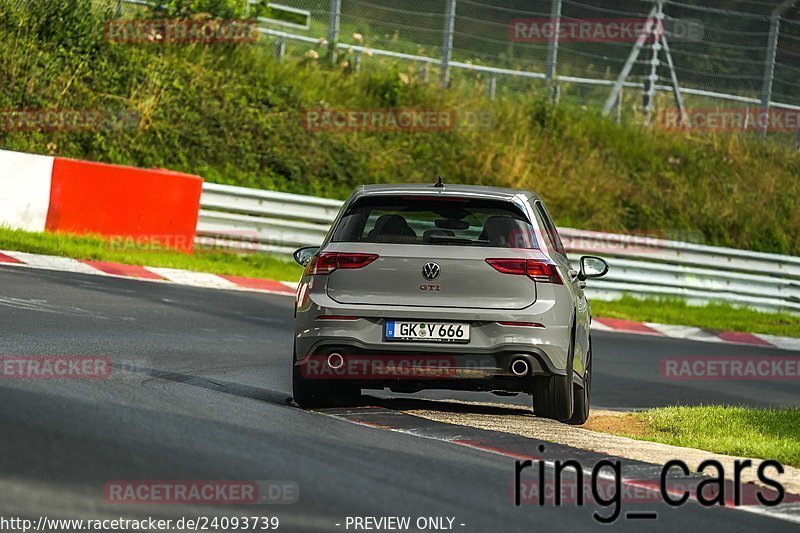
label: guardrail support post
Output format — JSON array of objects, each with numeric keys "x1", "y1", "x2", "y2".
[
  {"x1": 760, "y1": 16, "x2": 780, "y2": 137},
  {"x1": 760, "y1": 1, "x2": 795, "y2": 138},
  {"x1": 420, "y1": 63, "x2": 430, "y2": 83},
  {"x1": 328, "y1": 0, "x2": 342, "y2": 64},
  {"x1": 486, "y1": 75, "x2": 496, "y2": 99},
  {"x1": 545, "y1": 0, "x2": 562, "y2": 103},
  {"x1": 440, "y1": 0, "x2": 456, "y2": 87},
  {"x1": 276, "y1": 36, "x2": 286, "y2": 59}
]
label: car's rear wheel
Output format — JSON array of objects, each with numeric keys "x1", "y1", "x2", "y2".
[
  {"x1": 533, "y1": 319, "x2": 576, "y2": 422},
  {"x1": 567, "y1": 349, "x2": 592, "y2": 425},
  {"x1": 533, "y1": 372, "x2": 573, "y2": 421},
  {"x1": 292, "y1": 358, "x2": 334, "y2": 408},
  {"x1": 292, "y1": 346, "x2": 361, "y2": 408}
]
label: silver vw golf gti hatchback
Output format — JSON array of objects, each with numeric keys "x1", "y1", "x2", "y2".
[{"x1": 292, "y1": 181, "x2": 609, "y2": 424}]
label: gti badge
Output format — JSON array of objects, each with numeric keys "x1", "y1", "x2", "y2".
[{"x1": 422, "y1": 262, "x2": 441, "y2": 281}]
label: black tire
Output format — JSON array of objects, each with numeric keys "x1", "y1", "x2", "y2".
[
  {"x1": 333, "y1": 383, "x2": 363, "y2": 406},
  {"x1": 533, "y1": 317, "x2": 576, "y2": 422},
  {"x1": 533, "y1": 373, "x2": 573, "y2": 421},
  {"x1": 292, "y1": 346, "x2": 361, "y2": 409},
  {"x1": 292, "y1": 359, "x2": 334, "y2": 408},
  {"x1": 567, "y1": 349, "x2": 592, "y2": 425}
]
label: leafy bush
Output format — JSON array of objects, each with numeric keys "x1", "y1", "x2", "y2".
[{"x1": 153, "y1": 0, "x2": 243, "y2": 18}]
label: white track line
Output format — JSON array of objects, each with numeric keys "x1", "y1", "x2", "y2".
[
  {"x1": 2, "y1": 251, "x2": 100, "y2": 276},
  {"x1": 644, "y1": 323, "x2": 725, "y2": 343},
  {"x1": 145, "y1": 267, "x2": 239, "y2": 289}
]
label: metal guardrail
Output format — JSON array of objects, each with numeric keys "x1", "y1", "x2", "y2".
[
  {"x1": 196, "y1": 183, "x2": 800, "y2": 313},
  {"x1": 196, "y1": 183, "x2": 340, "y2": 255}
]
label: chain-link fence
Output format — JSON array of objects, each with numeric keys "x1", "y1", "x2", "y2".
[{"x1": 109, "y1": 0, "x2": 800, "y2": 138}]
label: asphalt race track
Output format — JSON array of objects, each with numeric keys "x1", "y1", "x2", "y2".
[{"x1": 1, "y1": 266, "x2": 798, "y2": 532}]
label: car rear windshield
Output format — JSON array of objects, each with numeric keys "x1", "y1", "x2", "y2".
[{"x1": 330, "y1": 196, "x2": 539, "y2": 248}]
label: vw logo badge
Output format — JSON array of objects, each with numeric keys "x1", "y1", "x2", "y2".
[{"x1": 422, "y1": 262, "x2": 441, "y2": 281}]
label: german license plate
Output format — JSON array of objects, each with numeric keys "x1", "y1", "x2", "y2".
[{"x1": 385, "y1": 321, "x2": 470, "y2": 343}]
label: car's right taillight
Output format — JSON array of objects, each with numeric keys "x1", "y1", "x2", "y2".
[
  {"x1": 485, "y1": 258, "x2": 562, "y2": 284},
  {"x1": 306, "y1": 252, "x2": 379, "y2": 276}
]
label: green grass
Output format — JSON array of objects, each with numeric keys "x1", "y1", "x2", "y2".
[
  {"x1": 592, "y1": 296, "x2": 800, "y2": 338},
  {"x1": 628, "y1": 406, "x2": 800, "y2": 468},
  {"x1": 0, "y1": 226, "x2": 303, "y2": 281},
  {"x1": 2, "y1": 0, "x2": 800, "y2": 256}
]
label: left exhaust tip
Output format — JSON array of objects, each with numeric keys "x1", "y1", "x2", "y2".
[
  {"x1": 327, "y1": 353, "x2": 344, "y2": 370},
  {"x1": 510, "y1": 358, "x2": 529, "y2": 377}
]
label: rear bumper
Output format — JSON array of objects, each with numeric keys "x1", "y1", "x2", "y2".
[
  {"x1": 295, "y1": 340, "x2": 563, "y2": 394},
  {"x1": 294, "y1": 289, "x2": 573, "y2": 387}
]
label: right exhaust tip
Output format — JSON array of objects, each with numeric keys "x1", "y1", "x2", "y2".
[{"x1": 510, "y1": 358, "x2": 529, "y2": 377}]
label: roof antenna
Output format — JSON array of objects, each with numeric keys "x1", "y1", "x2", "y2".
[{"x1": 434, "y1": 176, "x2": 445, "y2": 188}]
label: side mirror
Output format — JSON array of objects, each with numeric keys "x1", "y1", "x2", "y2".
[
  {"x1": 578, "y1": 256, "x2": 609, "y2": 281},
  {"x1": 293, "y1": 246, "x2": 319, "y2": 267}
]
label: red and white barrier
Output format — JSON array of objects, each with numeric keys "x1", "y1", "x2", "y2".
[
  {"x1": 0, "y1": 149, "x2": 203, "y2": 251},
  {"x1": 0, "y1": 149, "x2": 55, "y2": 232}
]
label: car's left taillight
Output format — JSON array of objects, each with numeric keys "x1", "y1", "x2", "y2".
[{"x1": 305, "y1": 252, "x2": 379, "y2": 276}]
